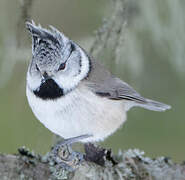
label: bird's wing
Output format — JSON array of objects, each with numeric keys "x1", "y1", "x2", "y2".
[
  {"x1": 92, "y1": 76, "x2": 146, "y2": 103},
  {"x1": 84, "y1": 58, "x2": 171, "y2": 111},
  {"x1": 85, "y1": 57, "x2": 146, "y2": 102}
]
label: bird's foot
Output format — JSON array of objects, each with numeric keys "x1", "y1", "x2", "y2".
[{"x1": 51, "y1": 134, "x2": 92, "y2": 171}]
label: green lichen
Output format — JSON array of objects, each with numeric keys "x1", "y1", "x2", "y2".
[
  {"x1": 50, "y1": 166, "x2": 69, "y2": 180},
  {"x1": 18, "y1": 146, "x2": 40, "y2": 165}
]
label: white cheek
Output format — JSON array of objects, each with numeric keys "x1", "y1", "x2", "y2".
[
  {"x1": 27, "y1": 71, "x2": 41, "y2": 90},
  {"x1": 54, "y1": 48, "x2": 90, "y2": 93},
  {"x1": 54, "y1": 76, "x2": 78, "y2": 94}
]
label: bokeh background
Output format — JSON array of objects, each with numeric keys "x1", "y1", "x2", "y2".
[{"x1": 0, "y1": 0, "x2": 184, "y2": 162}]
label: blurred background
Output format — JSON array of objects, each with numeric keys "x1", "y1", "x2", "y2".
[{"x1": 0, "y1": 0, "x2": 184, "y2": 162}]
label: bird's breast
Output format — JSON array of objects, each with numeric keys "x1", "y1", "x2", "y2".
[{"x1": 26, "y1": 85, "x2": 127, "y2": 142}]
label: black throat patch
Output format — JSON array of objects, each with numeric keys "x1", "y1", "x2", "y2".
[{"x1": 33, "y1": 79, "x2": 64, "y2": 100}]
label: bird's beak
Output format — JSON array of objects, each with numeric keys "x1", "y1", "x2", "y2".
[{"x1": 41, "y1": 71, "x2": 51, "y2": 83}]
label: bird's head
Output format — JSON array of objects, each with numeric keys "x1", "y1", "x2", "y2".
[{"x1": 26, "y1": 21, "x2": 90, "y2": 97}]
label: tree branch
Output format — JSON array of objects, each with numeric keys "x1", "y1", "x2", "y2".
[{"x1": 0, "y1": 148, "x2": 184, "y2": 180}]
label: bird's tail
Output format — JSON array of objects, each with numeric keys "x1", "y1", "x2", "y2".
[{"x1": 137, "y1": 98, "x2": 171, "y2": 112}]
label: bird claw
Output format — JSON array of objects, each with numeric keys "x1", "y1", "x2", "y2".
[
  {"x1": 51, "y1": 134, "x2": 92, "y2": 171},
  {"x1": 54, "y1": 151, "x2": 84, "y2": 172}
]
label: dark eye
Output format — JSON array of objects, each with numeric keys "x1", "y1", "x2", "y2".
[{"x1": 58, "y1": 62, "x2": 66, "y2": 71}]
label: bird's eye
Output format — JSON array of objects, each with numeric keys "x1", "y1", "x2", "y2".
[{"x1": 58, "y1": 62, "x2": 66, "y2": 71}]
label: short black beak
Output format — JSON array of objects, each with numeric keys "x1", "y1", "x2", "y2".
[{"x1": 41, "y1": 72, "x2": 50, "y2": 83}]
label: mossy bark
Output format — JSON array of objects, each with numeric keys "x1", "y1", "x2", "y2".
[{"x1": 0, "y1": 149, "x2": 185, "y2": 180}]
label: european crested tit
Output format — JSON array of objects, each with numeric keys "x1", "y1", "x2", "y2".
[{"x1": 26, "y1": 21, "x2": 171, "y2": 145}]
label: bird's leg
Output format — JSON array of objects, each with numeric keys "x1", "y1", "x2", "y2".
[{"x1": 51, "y1": 134, "x2": 92, "y2": 171}]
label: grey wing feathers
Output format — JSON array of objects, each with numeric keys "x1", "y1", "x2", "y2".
[
  {"x1": 96, "y1": 77, "x2": 146, "y2": 102},
  {"x1": 85, "y1": 57, "x2": 171, "y2": 112},
  {"x1": 138, "y1": 98, "x2": 171, "y2": 111},
  {"x1": 95, "y1": 77, "x2": 171, "y2": 111}
]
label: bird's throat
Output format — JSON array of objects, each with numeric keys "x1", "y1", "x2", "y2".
[{"x1": 33, "y1": 79, "x2": 64, "y2": 100}]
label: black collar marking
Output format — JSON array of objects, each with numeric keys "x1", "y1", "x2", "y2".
[{"x1": 33, "y1": 79, "x2": 64, "y2": 100}]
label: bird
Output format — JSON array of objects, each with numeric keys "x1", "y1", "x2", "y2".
[{"x1": 25, "y1": 21, "x2": 171, "y2": 168}]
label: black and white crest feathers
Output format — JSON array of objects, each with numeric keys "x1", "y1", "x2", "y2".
[{"x1": 26, "y1": 21, "x2": 70, "y2": 55}]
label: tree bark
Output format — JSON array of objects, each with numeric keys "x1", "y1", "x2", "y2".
[{"x1": 0, "y1": 148, "x2": 185, "y2": 180}]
